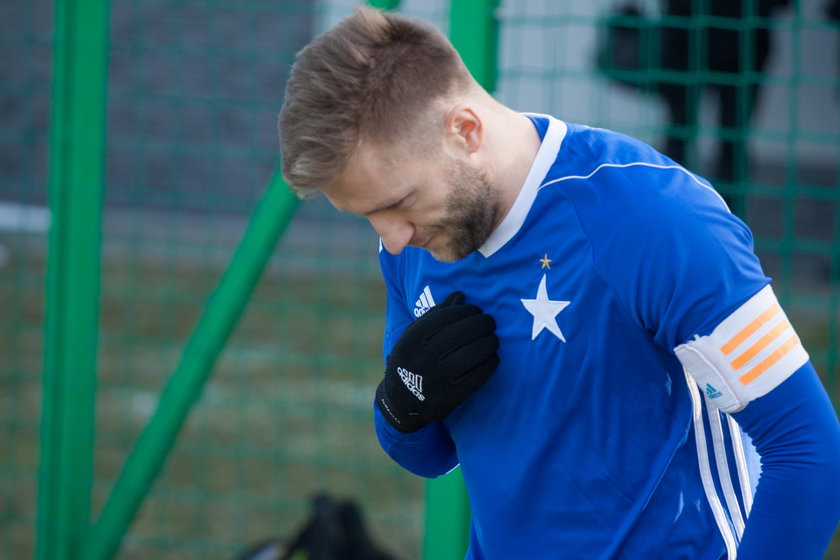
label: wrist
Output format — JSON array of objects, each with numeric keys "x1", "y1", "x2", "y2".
[{"x1": 376, "y1": 381, "x2": 424, "y2": 433}]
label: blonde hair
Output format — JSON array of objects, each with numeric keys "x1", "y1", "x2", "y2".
[{"x1": 278, "y1": 6, "x2": 472, "y2": 197}]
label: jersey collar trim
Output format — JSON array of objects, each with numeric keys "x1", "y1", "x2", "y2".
[{"x1": 478, "y1": 114, "x2": 567, "y2": 258}]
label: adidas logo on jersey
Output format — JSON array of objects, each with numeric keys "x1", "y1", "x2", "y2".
[
  {"x1": 397, "y1": 366, "x2": 425, "y2": 401},
  {"x1": 705, "y1": 383, "x2": 723, "y2": 399},
  {"x1": 414, "y1": 285, "x2": 436, "y2": 317}
]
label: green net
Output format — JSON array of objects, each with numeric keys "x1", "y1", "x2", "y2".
[
  {"x1": 94, "y1": 2, "x2": 425, "y2": 558},
  {"x1": 1, "y1": 0, "x2": 52, "y2": 555},
  {"x1": 1, "y1": 0, "x2": 838, "y2": 558},
  {"x1": 497, "y1": 0, "x2": 839, "y2": 389},
  {"x1": 1, "y1": 1, "x2": 426, "y2": 558}
]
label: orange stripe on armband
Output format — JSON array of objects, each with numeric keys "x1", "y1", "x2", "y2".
[
  {"x1": 721, "y1": 303, "x2": 781, "y2": 356},
  {"x1": 730, "y1": 319, "x2": 790, "y2": 370},
  {"x1": 739, "y1": 334, "x2": 800, "y2": 386}
]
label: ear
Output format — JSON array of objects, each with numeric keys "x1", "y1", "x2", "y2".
[{"x1": 443, "y1": 105, "x2": 482, "y2": 156}]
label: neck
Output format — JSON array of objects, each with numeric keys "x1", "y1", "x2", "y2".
[{"x1": 488, "y1": 109, "x2": 543, "y2": 229}]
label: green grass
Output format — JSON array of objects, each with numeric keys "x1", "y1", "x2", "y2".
[
  {"x1": 0, "y1": 228, "x2": 423, "y2": 560},
  {"x1": 1, "y1": 225, "x2": 838, "y2": 559}
]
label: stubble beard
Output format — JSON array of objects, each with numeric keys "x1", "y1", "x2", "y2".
[{"x1": 428, "y1": 161, "x2": 501, "y2": 263}]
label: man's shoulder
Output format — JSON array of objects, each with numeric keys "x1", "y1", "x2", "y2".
[
  {"x1": 558, "y1": 122, "x2": 666, "y2": 168},
  {"x1": 542, "y1": 122, "x2": 716, "y2": 210}
]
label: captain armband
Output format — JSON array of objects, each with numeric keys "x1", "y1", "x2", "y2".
[{"x1": 674, "y1": 285, "x2": 809, "y2": 413}]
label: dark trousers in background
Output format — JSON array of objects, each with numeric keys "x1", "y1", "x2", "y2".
[{"x1": 657, "y1": 0, "x2": 790, "y2": 217}]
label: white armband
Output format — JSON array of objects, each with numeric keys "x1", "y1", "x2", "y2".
[{"x1": 674, "y1": 285, "x2": 809, "y2": 413}]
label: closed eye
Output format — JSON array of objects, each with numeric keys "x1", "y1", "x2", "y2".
[
  {"x1": 380, "y1": 192, "x2": 415, "y2": 213},
  {"x1": 394, "y1": 192, "x2": 416, "y2": 210},
  {"x1": 361, "y1": 190, "x2": 416, "y2": 218}
]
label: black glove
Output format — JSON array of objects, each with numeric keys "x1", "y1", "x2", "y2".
[{"x1": 376, "y1": 291, "x2": 499, "y2": 433}]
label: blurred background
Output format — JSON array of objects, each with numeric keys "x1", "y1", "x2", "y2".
[{"x1": 0, "y1": 0, "x2": 837, "y2": 559}]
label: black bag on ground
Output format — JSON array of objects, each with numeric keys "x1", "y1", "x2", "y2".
[{"x1": 237, "y1": 494, "x2": 401, "y2": 560}]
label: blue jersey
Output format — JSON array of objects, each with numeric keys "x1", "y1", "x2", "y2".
[{"x1": 374, "y1": 115, "x2": 840, "y2": 559}]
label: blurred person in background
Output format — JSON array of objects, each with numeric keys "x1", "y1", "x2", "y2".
[
  {"x1": 658, "y1": 0, "x2": 791, "y2": 216},
  {"x1": 827, "y1": 0, "x2": 840, "y2": 100}
]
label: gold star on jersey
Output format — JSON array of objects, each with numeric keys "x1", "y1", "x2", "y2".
[{"x1": 540, "y1": 254, "x2": 552, "y2": 269}]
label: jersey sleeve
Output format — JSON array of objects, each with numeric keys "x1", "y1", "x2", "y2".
[
  {"x1": 566, "y1": 149, "x2": 840, "y2": 558},
  {"x1": 374, "y1": 406, "x2": 459, "y2": 478},
  {"x1": 568, "y1": 159, "x2": 769, "y2": 351},
  {"x1": 731, "y1": 362, "x2": 840, "y2": 559},
  {"x1": 375, "y1": 243, "x2": 459, "y2": 477}
]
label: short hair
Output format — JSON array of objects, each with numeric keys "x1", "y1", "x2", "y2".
[{"x1": 278, "y1": 6, "x2": 473, "y2": 197}]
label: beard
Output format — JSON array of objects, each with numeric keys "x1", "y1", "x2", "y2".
[{"x1": 427, "y1": 159, "x2": 501, "y2": 263}]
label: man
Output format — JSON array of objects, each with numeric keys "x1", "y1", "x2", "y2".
[
  {"x1": 657, "y1": 0, "x2": 791, "y2": 216},
  {"x1": 279, "y1": 7, "x2": 840, "y2": 559}
]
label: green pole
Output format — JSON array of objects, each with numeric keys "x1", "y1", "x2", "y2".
[
  {"x1": 36, "y1": 1, "x2": 111, "y2": 559},
  {"x1": 367, "y1": 0, "x2": 401, "y2": 10},
  {"x1": 449, "y1": 0, "x2": 500, "y2": 93},
  {"x1": 81, "y1": 170, "x2": 299, "y2": 560},
  {"x1": 422, "y1": 468, "x2": 472, "y2": 559},
  {"x1": 83, "y1": 1, "x2": 394, "y2": 557},
  {"x1": 422, "y1": 3, "x2": 500, "y2": 559}
]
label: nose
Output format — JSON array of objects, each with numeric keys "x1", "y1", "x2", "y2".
[{"x1": 368, "y1": 212, "x2": 415, "y2": 255}]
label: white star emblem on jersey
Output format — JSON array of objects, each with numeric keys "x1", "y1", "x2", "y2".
[{"x1": 521, "y1": 274, "x2": 571, "y2": 341}]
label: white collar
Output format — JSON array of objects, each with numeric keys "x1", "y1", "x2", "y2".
[{"x1": 478, "y1": 114, "x2": 567, "y2": 257}]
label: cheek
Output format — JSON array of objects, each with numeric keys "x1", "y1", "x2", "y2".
[{"x1": 407, "y1": 196, "x2": 446, "y2": 226}]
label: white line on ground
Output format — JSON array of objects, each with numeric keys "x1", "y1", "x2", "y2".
[{"x1": 0, "y1": 201, "x2": 51, "y2": 234}]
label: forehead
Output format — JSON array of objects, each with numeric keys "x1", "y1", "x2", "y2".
[{"x1": 325, "y1": 141, "x2": 412, "y2": 215}]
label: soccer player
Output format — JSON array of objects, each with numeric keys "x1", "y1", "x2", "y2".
[{"x1": 278, "y1": 7, "x2": 840, "y2": 559}]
